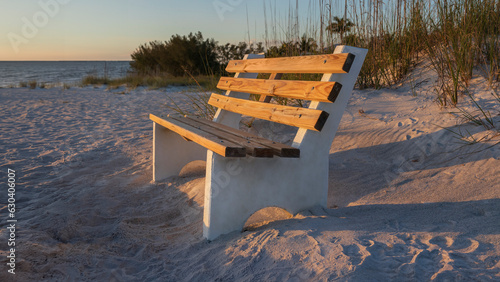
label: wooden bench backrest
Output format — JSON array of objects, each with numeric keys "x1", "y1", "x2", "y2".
[
  {"x1": 212, "y1": 46, "x2": 368, "y2": 155},
  {"x1": 209, "y1": 52, "x2": 356, "y2": 132}
]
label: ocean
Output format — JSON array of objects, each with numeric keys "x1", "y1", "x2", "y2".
[{"x1": 0, "y1": 61, "x2": 131, "y2": 88}]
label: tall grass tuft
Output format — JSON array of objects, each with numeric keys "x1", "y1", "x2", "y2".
[
  {"x1": 167, "y1": 92, "x2": 216, "y2": 120},
  {"x1": 421, "y1": 0, "x2": 500, "y2": 106},
  {"x1": 257, "y1": 0, "x2": 499, "y2": 103},
  {"x1": 82, "y1": 75, "x2": 111, "y2": 85},
  {"x1": 81, "y1": 73, "x2": 219, "y2": 91},
  {"x1": 167, "y1": 69, "x2": 218, "y2": 119},
  {"x1": 28, "y1": 81, "x2": 37, "y2": 89}
]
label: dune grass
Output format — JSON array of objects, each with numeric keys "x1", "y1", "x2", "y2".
[
  {"x1": 16, "y1": 80, "x2": 49, "y2": 89},
  {"x1": 80, "y1": 0, "x2": 498, "y2": 122},
  {"x1": 28, "y1": 81, "x2": 37, "y2": 89},
  {"x1": 81, "y1": 74, "x2": 219, "y2": 91},
  {"x1": 258, "y1": 0, "x2": 498, "y2": 103},
  {"x1": 420, "y1": 0, "x2": 500, "y2": 106}
]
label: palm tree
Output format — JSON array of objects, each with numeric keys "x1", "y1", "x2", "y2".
[
  {"x1": 326, "y1": 16, "x2": 355, "y2": 44},
  {"x1": 297, "y1": 34, "x2": 318, "y2": 55}
]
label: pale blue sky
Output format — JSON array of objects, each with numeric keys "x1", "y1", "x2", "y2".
[{"x1": 0, "y1": 0, "x2": 347, "y2": 61}]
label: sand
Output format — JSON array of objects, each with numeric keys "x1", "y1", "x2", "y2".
[{"x1": 0, "y1": 67, "x2": 499, "y2": 281}]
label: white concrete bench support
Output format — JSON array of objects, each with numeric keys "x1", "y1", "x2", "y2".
[
  {"x1": 153, "y1": 123, "x2": 206, "y2": 181},
  {"x1": 203, "y1": 152, "x2": 328, "y2": 240}
]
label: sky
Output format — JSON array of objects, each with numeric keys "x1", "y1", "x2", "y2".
[{"x1": 0, "y1": 0, "x2": 341, "y2": 61}]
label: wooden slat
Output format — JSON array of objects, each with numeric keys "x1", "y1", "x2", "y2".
[
  {"x1": 208, "y1": 93, "x2": 329, "y2": 132},
  {"x1": 252, "y1": 73, "x2": 282, "y2": 127},
  {"x1": 226, "y1": 53, "x2": 355, "y2": 74},
  {"x1": 217, "y1": 77, "x2": 343, "y2": 103},
  {"x1": 185, "y1": 116, "x2": 300, "y2": 158},
  {"x1": 150, "y1": 114, "x2": 246, "y2": 157},
  {"x1": 168, "y1": 116, "x2": 274, "y2": 158},
  {"x1": 259, "y1": 73, "x2": 282, "y2": 103}
]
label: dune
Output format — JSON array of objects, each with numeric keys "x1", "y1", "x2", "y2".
[{"x1": 0, "y1": 67, "x2": 499, "y2": 280}]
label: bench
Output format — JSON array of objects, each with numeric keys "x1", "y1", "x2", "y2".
[{"x1": 150, "y1": 45, "x2": 367, "y2": 240}]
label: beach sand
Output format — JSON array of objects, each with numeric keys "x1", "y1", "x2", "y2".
[{"x1": 0, "y1": 69, "x2": 499, "y2": 280}]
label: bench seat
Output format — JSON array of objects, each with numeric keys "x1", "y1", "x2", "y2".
[{"x1": 149, "y1": 114, "x2": 300, "y2": 158}]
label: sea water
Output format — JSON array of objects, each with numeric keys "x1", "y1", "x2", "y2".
[{"x1": 0, "y1": 61, "x2": 131, "y2": 88}]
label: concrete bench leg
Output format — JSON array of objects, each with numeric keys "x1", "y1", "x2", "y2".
[
  {"x1": 153, "y1": 122, "x2": 207, "y2": 181},
  {"x1": 203, "y1": 151, "x2": 328, "y2": 240}
]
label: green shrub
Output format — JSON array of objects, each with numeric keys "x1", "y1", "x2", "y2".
[{"x1": 130, "y1": 32, "x2": 220, "y2": 77}]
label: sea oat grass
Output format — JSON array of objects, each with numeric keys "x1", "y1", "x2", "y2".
[
  {"x1": 420, "y1": 0, "x2": 500, "y2": 106},
  {"x1": 28, "y1": 81, "x2": 38, "y2": 89},
  {"x1": 81, "y1": 73, "x2": 220, "y2": 90},
  {"x1": 167, "y1": 92, "x2": 216, "y2": 119},
  {"x1": 81, "y1": 75, "x2": 111, "y2": 85}
]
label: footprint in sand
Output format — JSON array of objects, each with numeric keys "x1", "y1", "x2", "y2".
[
  {"x1": 451, "y1": 238, "x2": 480, "y2": 254},
  {"x1": 342, "y1": 244, "x2": 369, "y2": 266},
  {"x1": 409, "y1": 235, "x2": 483, "y2": 280},
  {"x1": 394, "y1": 117, "x2": 422, "y2": 140},
  {"x1": 389, "y1": 234, "x2": 488, "y2": 280},
  {"x1": 429, "y1": 236, "x2": 454, "y2": 248},
  {"x1": 408, "y1": 118, "x2": 419, "y2": 124},
  {"x1": 428, "y1": 236, "x2": 480, "y2": 254},
  {"x1": 396, "y1": 118, "x2": 419, "y2": 128}
]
